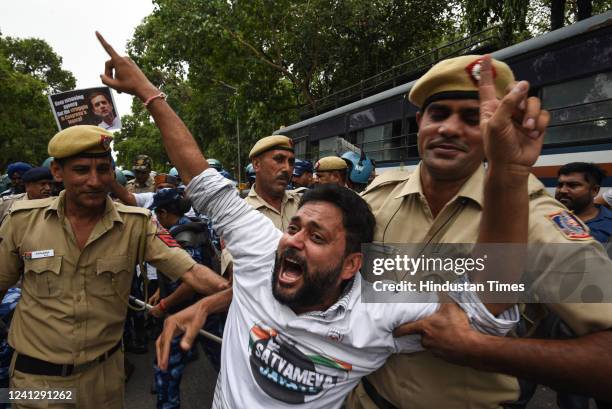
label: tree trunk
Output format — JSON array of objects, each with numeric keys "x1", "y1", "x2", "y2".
[
  {"x1": 551, "y1": 0, "x2": 566, "y2": 30},
  {"x1": 577, "y1": 0, "x2": 592, "y2": 21}
]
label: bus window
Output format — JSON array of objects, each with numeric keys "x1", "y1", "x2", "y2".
[
  {"x1": 356, "y1": 123, "x2": 397, "y2": 162},
  {"x1": 318, "y1": 136, "x2": 338, "y2": 158},
  {"x1": 542, "y1": 72, "x2": 612, "y2": 145}
]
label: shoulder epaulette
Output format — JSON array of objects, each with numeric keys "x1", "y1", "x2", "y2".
[
  {"x1": 527, "y1": 173, "x2": 547, "y2": 199},
  {"x1": 114, "y1": 202, "x2": 151, "y2": 217},
  {"x1": 288, "y1": 187, "x2": 308, "y2": 195},
  {"x1": 362, "y1": 169, "x2": 412, "y2": 195},
  {"x1": 9, "y1": 197, "x2": 54, "y2": 212}
]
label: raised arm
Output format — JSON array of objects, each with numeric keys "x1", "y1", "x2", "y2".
[
  {"x1": 96, "y1": 32, "x2": 206, "y2": 184},
  {"x1": 473, "y1": 55, "x2": 549, "y2": 314}
]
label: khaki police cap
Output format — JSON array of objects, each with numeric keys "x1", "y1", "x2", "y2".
[
  {"x1": 249, "y1": 135, "x2": 294, "y2": 159},
  {"x1": 315, "y1": 156, "x2": 347, "y2": 172},
  {"x1": 48, "y1": 125, "x2": 113, "y2": 159},
  {"x1": 409, "y1": 55, "x2": 515, "y2": 108}
]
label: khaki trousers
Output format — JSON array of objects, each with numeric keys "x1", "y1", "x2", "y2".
[{"x1": 9, "y1": 349, "x2": 125, "y2": 409}]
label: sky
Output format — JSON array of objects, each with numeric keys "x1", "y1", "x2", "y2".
[{"x1": 0, "y1": 0, "x2": 155, "y2": 117}]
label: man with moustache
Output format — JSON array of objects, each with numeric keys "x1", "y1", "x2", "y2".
[
  {"x1": 245, "y1": 135, "x2": 301, "y2": 230},
  {"x1": 556, "y1": 162, "x2": 611, "y2": 245},
  {"x1": 96, "y1": 33, "x2": 547, "y2": 409},
  {"x1": 0, "y1": 125, "x2": 229, "y2": 409},
  {"x1": 348, "y1": 56, "x2": 612, "y2": 409}
]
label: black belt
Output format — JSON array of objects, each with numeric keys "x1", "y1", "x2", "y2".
[
  {"x1": 15, "y1": 341, "x2": 122, "y2": 377},
  {"x1": 361, "y1": 377, "x2": 399, "y2": 409}
]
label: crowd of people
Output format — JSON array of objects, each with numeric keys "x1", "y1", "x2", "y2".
[{"x1": 0, "y1": 32, "x2": 609, "y2": 409}]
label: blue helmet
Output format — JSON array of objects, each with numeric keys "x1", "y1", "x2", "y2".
[
  {"x1": 169, "y1": 167, "x2": 179, "y2": 177},
  {"x1": 341, "y1": 151, "x2": 374, "y2": 185},
  {"x1": 115, "y1": 169, "x2": 127, "y2": 186},
  {"x1": 207, "y1": 158, "x2": 223, "y2": 172},
  {"x1": 293, "y1": 159, "x2": 313, "y2": 177},
  {"x1": 122, "y1": 169, "x2": 135, "y2": 181},
  {"x1": 245, "y1": 163, "x2": 256, "y2": 182},
  {"x1": 41, "y1": 157, "x2": 54, "y2": 168}
]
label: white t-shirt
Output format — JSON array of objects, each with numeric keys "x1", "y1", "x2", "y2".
[
  {"x1": 98, "y1": 115, "x2": 121, "y2": 131},
  {"x1": 187, "y1": 169, "x2": 518, "y2": 409}
]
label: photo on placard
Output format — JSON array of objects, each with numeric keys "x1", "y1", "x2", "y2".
[{"x1": 48, "y1": 86, "x2": 121, "y2": 131}]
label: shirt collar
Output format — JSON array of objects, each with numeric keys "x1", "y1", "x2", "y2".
[
  {"x1": 394, "y1": 162, "x2": 485, "y2": 208},
  {"x1": 592, "y1": 205, "x2": 612, "y2": 222},
  {"x1": 45, "y1": 191, "x2": 124, "y2": 225},
  {"x1": 248, "y1": 184, "x2": 294, "y2": 212},
  {"x1": 302, "y1": 276, "x2": 360, "y2": 320}
]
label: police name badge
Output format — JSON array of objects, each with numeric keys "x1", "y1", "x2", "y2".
[{"x1": 23, "y1": 250, "x2": 55, "y2": 260}]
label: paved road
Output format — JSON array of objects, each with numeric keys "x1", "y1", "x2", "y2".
[
  {"x1": 125, "y1": 342, "x2": 597, "y2": 409},
  {"x1": 125, "y1": 342, "x2": 217, "y2": 409}
]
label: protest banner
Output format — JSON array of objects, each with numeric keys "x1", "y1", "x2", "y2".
[{"x1": 48, "y1": 87, "x2": 121, "y2": 131}]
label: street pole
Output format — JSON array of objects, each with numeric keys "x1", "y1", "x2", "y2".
[
  {"x1": 236, "y1": 107, "x2": 241, "y2": 185},
  {"x1": 215, "y1": 80, "x2": 241, "y2": 185}
]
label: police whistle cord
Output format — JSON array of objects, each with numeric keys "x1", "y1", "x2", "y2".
[{"x1": 129, "y1": 296, "x2": 223, "y2": 344}]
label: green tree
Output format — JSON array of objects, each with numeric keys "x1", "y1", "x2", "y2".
[
  {"x1": 116, "y1": 0, "x2": 458, "y2": 178},
  {"x1": 0, "y1": 33, "x2": 77, "y2": 170},
  {"x1": 0, "y1": 35, "x2": 76, "y2": 92}
]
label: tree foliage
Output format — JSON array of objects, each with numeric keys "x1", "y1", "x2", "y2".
[
  {"x1": 0, "y1": 33, "x2": 74, "y2": 170},
  {"x1": 464, "y1": 0, "x2": 612, "y2": 43},
  {"x1": 116, "y1": 0, "x2": 458, "y2": 177},
  {"x1": 0, "y1": 35, "x2": 76, "y2": 93}
]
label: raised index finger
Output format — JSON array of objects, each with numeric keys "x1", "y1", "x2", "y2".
[
  {"x1": 95, "y1": 31, "x2": 120, "y2": 59},
  {"x1": 478, "y1": 54, "x2": 497, "y2": 103}
]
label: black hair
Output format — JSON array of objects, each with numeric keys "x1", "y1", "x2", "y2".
[
  {"x1": 88, "y1": 91, "x2": 111, "y2": 107},
  {"x1": 156, "y1": 196, "x2": 191, "y2": 217},
  {"x1": 299, "y1": 184, "x2": 375, "y2": 254},
  {"x1": 558, "y1": 162, "x2": 606, "y2": 186}
]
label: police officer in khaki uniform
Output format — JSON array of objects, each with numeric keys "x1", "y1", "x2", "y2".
[
  {"x1": 126, "y1": 154, "x2": 155, "y2": 193},
  {"x1": 347, "y1": 56, "x2": 612, "y2": 408},
  {"x1": 245, "y1": 135, "x2": 301, "y2": 230},
  {"x1": 0, "y1": 167, "x2": 54, "y2": 225},
  {"x1": 314, "y1": 156, "x2": 349, "y2": 187},
  {"x1": 0, "y1": 125, "x2": 229, "y2": 409}
]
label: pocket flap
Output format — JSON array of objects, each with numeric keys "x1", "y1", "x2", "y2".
[
  {"x1": 96, "y1": 256, "x2": 131, "y2": 275},
  {"x1": 24, "y1": 256, "x2": 62, "y2": 275}
]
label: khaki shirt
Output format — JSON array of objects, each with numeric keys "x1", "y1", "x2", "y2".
[
  {"x1": 126, "y1": 174, "x2": 155, "y2": 193},
  {"x1": 348, "y1": 163, "x2": 612, "y2": 409},
  {"x1": 0, "y1": 191, "x2": 196, "y2": 365},
  {"x1": 245, "y1": 185, "x2": 301, "y2": 231},
  {"x1": 0, "y1": 193, "x2": 27, "y2": 225}
]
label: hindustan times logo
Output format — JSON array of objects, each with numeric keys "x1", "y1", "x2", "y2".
[{"x1": 371, "y1": 254, "x2": 487, "y2": 276}]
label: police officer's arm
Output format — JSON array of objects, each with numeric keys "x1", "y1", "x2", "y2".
[
  {"x1": 97, "y1": 33, "x2": 206, "y2": 185},
  {"x1": 174, "y1": 261, "x2": 229, "y2": 296},
  {"x1": 471, "y1": 55, "x2": 549, "y2": 315},
  {"x1": 0, "y1": 213, "x2": 24, "y2": 293},
  {"x1": 466, "y1": 329, "x2": 612, "y2": 399},
  {"x1": 156, "y1": 287, "x2": 233, "y2": 371}
]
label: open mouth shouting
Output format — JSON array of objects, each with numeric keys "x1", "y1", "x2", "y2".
[{"x1": 278, "y1": 252, "x2": 306, "y2": 287}]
